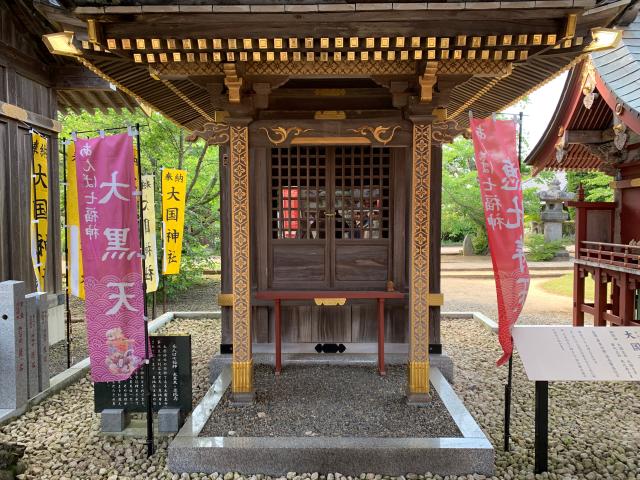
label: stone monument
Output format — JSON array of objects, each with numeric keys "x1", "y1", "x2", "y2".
[
  {"x1": 0, "y1": 281, "x2": 28, "y2": 411},
  {"x1": 538, "y1": 179, "x2": 575, "y2": 243},
  {"x1": 24, "y1": 294, "x2": 40, "y2": 399}
]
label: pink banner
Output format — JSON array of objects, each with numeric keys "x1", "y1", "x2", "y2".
[
  {"x1": 471, "y1": 117, "x2": 530, "y2": 366},
  {"x1": 75, "y1": 133, "x2": 147, "y2": 382}
]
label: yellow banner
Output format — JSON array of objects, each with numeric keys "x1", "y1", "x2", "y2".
[
  {"x1": 142, "y1": 175, "x2": 159, "y2": 291},
  {"x1": 66, "y1": 141, "x2": 85, "y2": 298},
  {"x1": 30, "y1": 132, "x2": 49, "y2": 292},
  {"x1": 161, "y1": 168, "x2": 187, "y2": 275}
]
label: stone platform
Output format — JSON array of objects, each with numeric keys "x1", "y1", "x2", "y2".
[{"x1": 168, "y1": 365, "x2": 494, "y2": 476}]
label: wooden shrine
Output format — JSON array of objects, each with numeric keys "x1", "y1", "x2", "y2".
[
  {"x1": 526, "y1": 9, "x2": 640, "y2": 328},
  {"x1": 37, "y1": 0, "x2": 633, "y2": 402}
]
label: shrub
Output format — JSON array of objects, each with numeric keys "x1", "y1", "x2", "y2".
[
  {"x1": 525, "y1": 234, "x2": 563, "y2": 261},
  {"x1": 472, "y1": 229, "x2": 489, "y2": 255}
]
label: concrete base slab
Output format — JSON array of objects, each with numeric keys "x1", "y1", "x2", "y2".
[
  {"x1": 209, "y1": 350, "x2": 454, "y2": 385},
  {"x1": 169, "y1": 367, "x2": 494, "y2": 476}
]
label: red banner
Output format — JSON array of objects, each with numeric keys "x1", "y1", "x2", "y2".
[
  {"x1": 471, "y1": 117, "x2": 530, "y2": 366},
  {"x1": 75, "y1": 133, "x2": 147, "y2": 382}
]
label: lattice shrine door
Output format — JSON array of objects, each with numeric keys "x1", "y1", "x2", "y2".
[{"x1": 268, "y1": 145, "x2": 394, "y2": 344}]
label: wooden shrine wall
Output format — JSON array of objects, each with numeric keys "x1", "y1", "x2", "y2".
[
  {"x1": 0, "y1": 2, "x2": 61, "y2": 293},
  {"x1": 218, "y1": 128, "x2": 443, "y2": 349}
]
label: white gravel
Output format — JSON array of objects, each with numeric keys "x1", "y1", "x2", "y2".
[
  {"x1": 0, "y1": 317, "x2": 220, "y2": 480},
  {"x1": 441, "y1": 318, "x2": 640, "y2": 480},
  {"x1": 2, "y1": 315, "x2": 639, "y2": 479}
]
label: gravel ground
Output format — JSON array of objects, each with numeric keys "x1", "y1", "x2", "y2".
[
  {"x1": 48, "y1": 322, "x2": 87, "y2": 378},
  {"x1": 0, "y1": 317, "x2": 219, "y2": 480},
  {"x1": 7, "y1": 276, "x2": 640, "y2": 479},
  {"x1": 441, "y1": 318, "x2": 640, "y2": 480},
  {"x1": 48, "y1": 279, "x2": 220, "y2": 378},
  {"x1": 201, "y1": 365, "x2": 460, "y2": 438}
]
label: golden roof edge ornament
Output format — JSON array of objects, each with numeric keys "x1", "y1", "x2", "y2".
[
  {"x1": 187, "y1": 122, "x2": 230, "y2": 145},
  {"x1": 347, "y1": 125, "x2": 401, "y2": 145},
  {"x1": 582, "y1": 59, "x2": 597, "y2": 110},
  {"x1": 431, "y1": 119, "x2": 471, "y2": 144},
  {"x1": 260, "y1": 126, "x2": 314, "y2": 145}
]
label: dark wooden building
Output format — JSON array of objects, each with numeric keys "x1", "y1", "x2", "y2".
[
  {"x1": 0, "y1": 0, "x2": 137, "y2": 296},
  {"x1": 527, "y1": 10, "x2": 640, "y2": 328},
  {"x1": 43, "y1": 0, "x2": 631, "y2": 401}
]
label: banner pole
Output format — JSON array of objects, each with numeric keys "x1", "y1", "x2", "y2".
[
  {"x1": 151, "y1": 157, "x2": 158, "y2": 320},
  {"x1": 503, "y1": 110, "x2": 522, "y2": 452},
  {"x1": 160, "y1": 167, "x2": 167, "y2": 314},
  {"x1": 518, "y1": 111, "x2": 524, "y2": 170},
  {"x1": 30, "y1": 133, "x2": 39, "y2": 293},
  {"x1": 504, "y1": 352, "x2": 513, "y2": 451},
  {"x1": 135, "y1": 123, "x2": 154, "y2": 457},
  {"x1": 62, "y1": 138, "x2": 72, "y2": 369}
]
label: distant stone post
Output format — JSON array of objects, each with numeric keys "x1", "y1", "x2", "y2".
[
  {"x1": 33, "y1": 292, "x2": 50, "y2": 392},
  {"x1": 24, "y1": 293, "x2": 40, "y2": 398},
  {"x1": 0, "y1": 281, "x2": 28, "y2": 410}
]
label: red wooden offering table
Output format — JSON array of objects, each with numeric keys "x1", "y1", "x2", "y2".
[{"x1": 255, "y1": 290, "x2": 405, "y2": 376}]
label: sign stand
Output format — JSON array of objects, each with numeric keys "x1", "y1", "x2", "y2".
[{"x1": 534, "y1": 380, "x2": 549, "y2": 474}]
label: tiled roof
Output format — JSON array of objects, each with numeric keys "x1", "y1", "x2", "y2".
[{"x1": 591, "y1": 15, "x2": 640, "y2": 122}]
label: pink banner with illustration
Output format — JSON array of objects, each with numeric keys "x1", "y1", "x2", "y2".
[
  {"x1": 75, "y1": 133, "x2": 147, "y2": 382},
  {"x1": 471, "y1": 117, "x2": 530, "y2": 366}
]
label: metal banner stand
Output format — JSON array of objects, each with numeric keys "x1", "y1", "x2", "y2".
[
  {"x1": 134, "y1": 123, "x2": 155, "y2": 457},
  {"x1": 503, "y1": 112, "x2": 523, "y2": 453},
  {"x1": 503, "y1": 354, "x2": 513, "y2": 451},
  {"x1": 72, "y1": 124, "x2": 154, "y2": 455},
  {"x1": 62, "y1": 138, "x2": 73, "y2": 369}
]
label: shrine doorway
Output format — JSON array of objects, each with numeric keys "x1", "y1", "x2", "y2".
[{"x1": 269, "y1": 145, "x2": 393, "y2": 290}]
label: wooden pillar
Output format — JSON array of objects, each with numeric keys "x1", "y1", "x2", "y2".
[
  {"x1": 620, "y1": 273, "x2": 634, "y2": 326},
  {"x1": 573, "y1": 185, "x2": 586, "y2": 327},
  {"x1": 594, "y1": 268, "x2": 607, "y2": 326},
  {"x1": 573, "y1": 265, "x2": 585, "y2": 326},
  {"x1": 219, "y1": 145, "x2": 233, "y2": 350},
  {"x1": 229, "y1": 120, "x2": 254, "y2": 402},
  {"x1": 429, "y1": 142, "x2": 443, "y2": 352},
  {"x1": 407, "y1": 118, "x2": 432, "y2": 403}
]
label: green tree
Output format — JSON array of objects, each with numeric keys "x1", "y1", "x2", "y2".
[
  {"x1": 441, "y1": 135, "x2": 545, "y2": 251},
  {"x1": 566, "y1": 171, "x2": 613, "y2": 202},
  {"x1": 59, "y1": 108, "x2": 220, "y2": 296}
]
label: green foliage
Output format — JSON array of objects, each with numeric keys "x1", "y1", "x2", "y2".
[
  {"x1": 441, "y1": 136, "x2": 545, "y2": 246},
  {"x1": 59, "y1": 108, "x2": 220, "y2": 298},
  {"x1": 566, "y1": 171, "x2": 614, "y2": 202},
  {"x1": 525, "y1": 234, "x2": 563, "y2": 261},
  {"x1": 471, "y1": 228, "x2": 489, "y2": 255}
]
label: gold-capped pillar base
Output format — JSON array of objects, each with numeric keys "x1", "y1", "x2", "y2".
[
  {"x1": 231, "y1": 360, "x2": 255, "y2": 404},
  {"x1": 407, "y1": 361, "x2": 431, "y2": 405}
]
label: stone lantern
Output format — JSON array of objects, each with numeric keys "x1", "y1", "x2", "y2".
[{"x1": 538, "y1": 179, "x2": 575, "y2": 243}]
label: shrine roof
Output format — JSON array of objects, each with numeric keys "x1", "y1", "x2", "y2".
[
  {"x1": 526, "y1": 13, "x2": 640, "y2": 173},
  {"x1": 591, "y1": 14, "x2": 640, "y2": 129},
  {"x1": 64, "y1": 1, "x2": 605, "y2": 13},
  {"x1": 34, "y1": 0, "x2": 634, "y2": 131}
]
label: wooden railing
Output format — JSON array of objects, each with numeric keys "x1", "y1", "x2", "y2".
[{"x1": 578, "y1": 241, "x2": 640, "y2": 271}]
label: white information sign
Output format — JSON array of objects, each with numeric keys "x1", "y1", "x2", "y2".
[{"x1": 513, "y1": 326, "x2": 640, "y2": 381}]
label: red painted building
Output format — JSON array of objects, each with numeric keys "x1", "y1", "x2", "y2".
[{"x1": 526, "y1": 11, "x2": 640, "y2": 327}]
